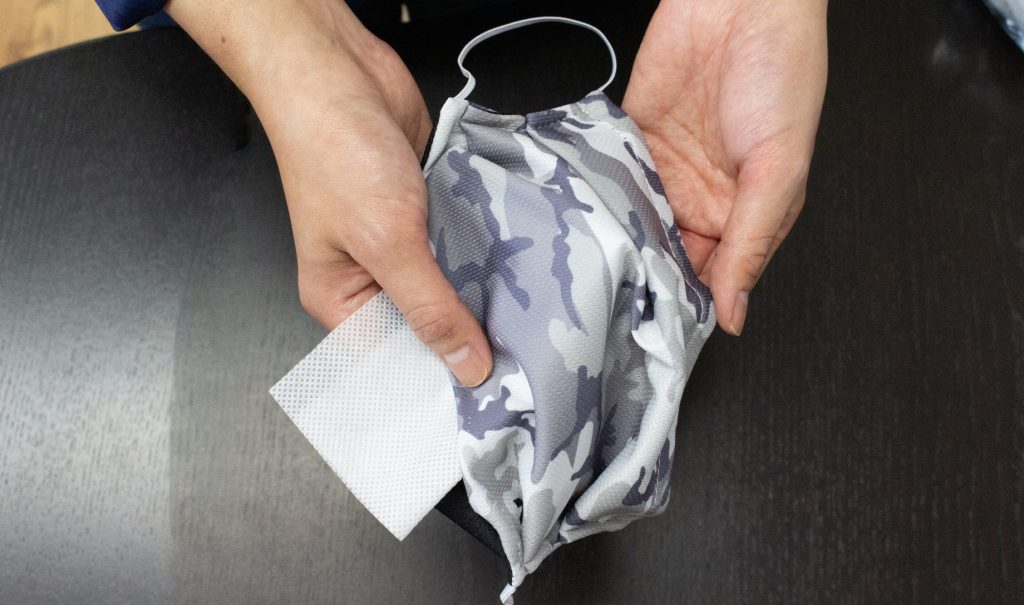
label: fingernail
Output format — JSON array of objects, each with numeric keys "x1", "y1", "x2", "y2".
[
  {"x1": 443, "y1": 344, "x2": 491, "y2": 387},
  {"x1": 731, "y1": 290, "x2": 749, "y2": 336}
]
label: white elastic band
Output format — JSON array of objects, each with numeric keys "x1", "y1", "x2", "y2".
[{"x1": 454, "y1": 16, "x2": 618, "y2": 101}]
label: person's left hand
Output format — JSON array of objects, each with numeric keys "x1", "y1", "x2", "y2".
[{"x1": 623, "y1": 0, "x2": 828, "y2": 335}]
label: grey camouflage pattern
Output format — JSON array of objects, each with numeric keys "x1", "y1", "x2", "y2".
[{"x1": 423, "y1": 91, "x2": 715, "y2": 600}]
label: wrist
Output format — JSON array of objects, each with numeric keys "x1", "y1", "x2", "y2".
[{"x1": 165, "y1": 0, "x2": 381, "y2": 119}]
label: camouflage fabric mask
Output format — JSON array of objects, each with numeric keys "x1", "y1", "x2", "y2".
[{"x1": 423, "y1": 16, "x2": 716, "y2": 603}]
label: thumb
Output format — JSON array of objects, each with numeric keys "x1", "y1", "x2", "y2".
[
  {"x1": 361, "y1": 231, "x2": 493, "y2": 388},
  {"x1": 711, "y1": 158, "x2": 806, "y2": 336}
]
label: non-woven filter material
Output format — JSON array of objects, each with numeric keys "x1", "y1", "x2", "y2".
[{"x1": 269, "y1": 291, "x2": 461, "y2": 540}]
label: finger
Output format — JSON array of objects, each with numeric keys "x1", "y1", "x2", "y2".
[
  {"x1": 357, "y1": 226, "x2": 493, "y2": 388},
  {"x1": 710, "y1": 156, "x2": 807, "y2": 336}
]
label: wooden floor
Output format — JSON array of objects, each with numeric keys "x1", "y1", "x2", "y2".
[{"x1": 0, "y1": 0, "x2": 123, "y2": 69}]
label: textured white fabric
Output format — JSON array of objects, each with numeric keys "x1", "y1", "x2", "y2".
[{"x1": 269, "y1": 291, "x2": 460, "y2": 540}]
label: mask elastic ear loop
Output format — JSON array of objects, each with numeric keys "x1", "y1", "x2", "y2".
[{"x1": 454, "y1": 16, "x2": 618, "y2": 101}]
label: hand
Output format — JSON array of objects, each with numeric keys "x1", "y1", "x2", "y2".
[
  {"x1": 165, "y1": 0, "x2": 493, "y2": 386},
  {"x1": 623, "y1": 0, "x2": 828, "y2": 335}
]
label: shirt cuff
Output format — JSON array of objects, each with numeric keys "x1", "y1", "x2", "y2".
[{"x1": 94, "y1": 0, "x2": 169, "y2": 31}]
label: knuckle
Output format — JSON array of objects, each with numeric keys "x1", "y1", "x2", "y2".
[
  {"x1": 744, "y1": 235, "x2": 773, "y2": 262},
  {"x1": 405, "y1": 303, "x2": 458, "y2": 347},
  {"x1": 349, "y1": 227, "x2": 398, "y2": 268},
  {"x1": 297, "y1": 271, "x2": 328, "y2": 319},
  {"x1": 740, "y1": 246, "x2": 771, "y2": 283},
  {"x1": 739, "y1": 260, "x2": 766, "y2": 284},
  {"x1": 720, "y1": 237, "x2": 772, "y2": 285},
  {"x1": 348, "y1": 222, "x2": 391, "y2": 261},
  {"x1": 350, "y1": 215, "x2": 426, "y2": 268}
]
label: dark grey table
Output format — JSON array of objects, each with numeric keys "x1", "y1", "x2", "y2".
[{"x1": 2, "y1": 1, "x2": 1022, "y2": 603}]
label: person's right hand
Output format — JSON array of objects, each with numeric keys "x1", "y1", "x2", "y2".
[{"x1": 165, "y1": 0, "x2": 493, "y2": 386}]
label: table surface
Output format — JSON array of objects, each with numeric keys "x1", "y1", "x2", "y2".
[{"x1": 1, "y1": 1, "x2": 1022, "y2": 603}]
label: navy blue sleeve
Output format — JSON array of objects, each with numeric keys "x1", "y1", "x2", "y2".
[{"x1": 95, "y1": 0, "x2": 168, "y2": 31}]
